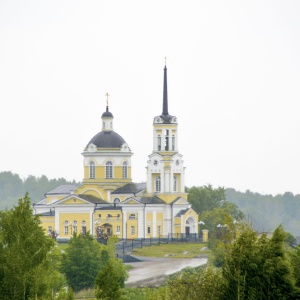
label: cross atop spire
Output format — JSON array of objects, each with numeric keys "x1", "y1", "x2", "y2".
[{"x1": 105, "y1": 92, "x2": 110, "y2": 110}]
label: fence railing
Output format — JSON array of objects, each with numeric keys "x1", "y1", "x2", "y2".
[{"x1": 113, "y1": 233, "x2": 203, "y2": 258}]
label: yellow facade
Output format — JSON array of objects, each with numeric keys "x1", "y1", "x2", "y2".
[{"x1": 34, "y1": 64, "x2": 198, "y2": 240}]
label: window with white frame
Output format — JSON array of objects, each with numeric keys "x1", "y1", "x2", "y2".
[
  {"x1": 106, "y1": 161, "x2": 113, "y2": 178},
  {"x1": 89, "y1": 161, "x2": 95, "y2": 179},
  {"x1": 82, "y1": 220, "x2": 86, "y2": 235},
  {"x1": 155, "y1": 176, "x2": 161, "y2": 192},
  {"x1": 158, "y1": 226, "x2": 161, "y2": 235},
  {"x1": 116, "y1": 226, "x2": 120, "y2": 234},
  {"x1": 122, "y1": 161, "x2": 128, "y2": 179},
  {"x1": 172, "y1": 135, "x2": 175, "y2": 150},
  {"x1": 157, "y1": 135, "x2": 161, "y2": 151},
  {"x1": 173, "y1": 176, "x2": 177, "y2": 192},
  {"x1": 131, "y1": 226, "x2": 135, "y2": 235},
  {"x1": 73, "y1": 220, "x2": 77, "y2": 233},
  {"x1": 64, "y1": 226, "x2": 68, "y2": 235},
  {"x1": 147, "y1": 226, "x2": 151, "y2": 234}
]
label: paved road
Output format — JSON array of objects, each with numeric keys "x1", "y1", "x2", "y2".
[{"x1": 125, "y1": 256, "x2": 208, "y2": 287}]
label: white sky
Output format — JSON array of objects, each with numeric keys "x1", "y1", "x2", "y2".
[{"x1": 0, "y1": 1, "x2": 300, "y2": 196}]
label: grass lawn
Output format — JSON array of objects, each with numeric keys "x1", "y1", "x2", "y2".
[{"x1": 130, "y1": 242, "x2": 211, "y2": 258}]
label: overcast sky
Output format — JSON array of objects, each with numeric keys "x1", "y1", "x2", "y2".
[{"x1": 0, "y1": 1, "x2": 300, "y2": 196}]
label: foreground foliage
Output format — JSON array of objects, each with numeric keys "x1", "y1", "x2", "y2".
[
  {"x1": 60, "y1": 233, "x2": 106, "y2": 292},
  {"x1": 0, "y1": 194, "x2": 57, "y2": 299}
]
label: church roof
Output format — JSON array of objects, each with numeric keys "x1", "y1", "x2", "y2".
[
  {"x1": 102, "y1": 106, "x2": 113, "y2": 118},
  {"x1": 46, "y1": 184, "x2": 77, "y2": 195},
  {"x1": 87, "y1": 131, "x2": 126, "y2": 148},
  {"x1": 77, "y1": 194, "x2": 107, "y2": 204},
  {"x1": 111, "y1": 182, "x2": 146, "y2": 194},
  {"x1": 139, "y1": 196, "x2": 165, "y2": 204},
  {"x1": 38, "y1": 210, "x2": 56, "y2": 216},
  {"x1": 175, "y1": 208, "x2": 189, "y2": 217}
]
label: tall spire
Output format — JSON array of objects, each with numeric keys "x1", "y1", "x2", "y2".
[{"x1": 162, "y1": 62, "x2": 168, "y2": 116}]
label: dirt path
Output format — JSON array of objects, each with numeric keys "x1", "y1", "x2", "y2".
[{"x1": 125, "y1": 256, "x2": 208, "y2": 287}]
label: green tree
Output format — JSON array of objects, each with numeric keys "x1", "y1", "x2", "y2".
[
  {"x1": 187, "y1": 184, "x2": 226, "y2": 214},
  {"x1": 0, "y1": 193, "x2": 55, "y2": 299},
  {"x1": 222, "y1": 225, "x2": 300, "y2": 300},
  {"x1": 61, "y1": 232, "x2": 106, "y2": 292},
  {"x1": 167, "y1": 267, "x2": 225, "y2": 300},
  {"x1": 95, "y1": 258, "x2": 127, "y2": 300}
]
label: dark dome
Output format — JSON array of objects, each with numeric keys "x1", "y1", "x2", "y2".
[
  {"x1": 87, "y1": 131, "x2": 126, "y2": 148},
  {"x1": 102, "y1": 110, "x2": 113, "y2": 118}
]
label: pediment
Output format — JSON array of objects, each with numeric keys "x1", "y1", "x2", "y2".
[
  {"x1": 121, "y1": 197, "x2": 143, "y2": 206},
  {"x1": 172, "y1": 197, "x2": 189, "y2": 205},
  {"x1": 53, "y1": 195, "x2": 94, "y2": 206}
]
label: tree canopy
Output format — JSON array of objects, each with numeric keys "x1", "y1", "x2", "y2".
[
  {"x1": 0, "y1": 171, "x2": 78, "y2": 210},
  {"x1": 0, "y1": 194, "x2": 55, "y2": 299},
  {"x1": 60, "y1": 232, "x2": 107, "y2": 292}
]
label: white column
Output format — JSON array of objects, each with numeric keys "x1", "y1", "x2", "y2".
[
  {"x1": 165, "y1": 171, "x2": 170, "y2": 192},
  {"x1": 90, "y1": 210, "x2": 94, "y2": 235},
  {"x1": 160, "y1": 169, "x2": 164, "y2": 193},
  {"x1": 55, "y1": 211, "x2": 60, "y2": 234},
  {"x1": 153, "y1": 211, "x2": 157, "y2": 237},
  {"x1": 122, "y1": 212, "x2": 127, "y2": 239}
]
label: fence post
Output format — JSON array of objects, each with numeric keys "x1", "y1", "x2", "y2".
[
  {"x1": 132, "y1": 239, "x2": 134, "y2": 250},
  {"x1": 123, "y1": 240, "x2": 125, "y2": 254}
]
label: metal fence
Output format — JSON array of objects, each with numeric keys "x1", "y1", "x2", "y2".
[{"x1": 114, "y1": 233, "x2": 203, "y2": 258}]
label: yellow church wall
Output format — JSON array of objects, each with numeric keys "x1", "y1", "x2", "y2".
[
  {"x1": 93, "y1": 210, "x2": 122, "y2": 237},
  {"x1": 61, "y1": 198, "x2": 88, "y2": 205},
  {"x1": 59, "y1": 212, "x2": 90, "y2": 238},
  {"x1": 159, "y1": 193, "x2": 188, "y2": 203},
  {"x1": 39, "y1": 216, "x2": 55, "y2": 233},
  {"x1": 126, "y1": 213, "x2": 138, "y2": 239},
  {"x1": 157, "y1": 213, "x2": 163, "y2": 236},
  {"x1": 146, "y1": 212, "x2": 153, "y2": 238},
  {"x1": 174, "y1": 217, "x2": 181, "y2": 234}
]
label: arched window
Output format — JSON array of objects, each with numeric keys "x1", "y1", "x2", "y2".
[
  {"x1": 89, "y1": 161, "x2": 95, "y2": 179},
  {"x1": 157, "y1": 135, "x2": 161, "y2": 151},
  {"x1": 155, "y1": 176, "x2": 161, "y2": 192},
  {"x1": 114, "y1": 198, "x2": 120, "y2": 203},
  {"x1": 164, "y1": 129, "x2": 169, "y2": 150},
  {"x1": 173, "y1": 176, "x2": 177, "y2": 192},
  {"x1": 172, "y1": 135, "x2": 175, "y2": 151},
  {"x1": 106, "y1": 161, "x2": 113, "y2": 178},
  {"x1": 122, "y1": 161, "x2": 128, "y2": 179}
]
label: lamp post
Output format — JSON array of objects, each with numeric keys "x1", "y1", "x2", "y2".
[{"x1": 198, "y1": 220, "x2": 205, "y2": 237}]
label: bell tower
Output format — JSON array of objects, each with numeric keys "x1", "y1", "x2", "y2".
[{"x1": 146, "y1": 64, "x2": 187, "y2": 203}]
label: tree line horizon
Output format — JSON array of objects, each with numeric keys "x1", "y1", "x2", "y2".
[{"x1": 1, "y1": 170, "x2": 299, "y2": 236}]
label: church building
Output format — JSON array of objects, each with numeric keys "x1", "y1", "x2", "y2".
[{"x1": 33, "y1": 65, "x2": 198, "y2": 240}]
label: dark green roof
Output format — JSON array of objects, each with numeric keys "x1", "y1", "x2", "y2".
[
  {"x1": 175, "y1": 208, "x2": 189, "y2": 217},
  {"x1": 77, "y1": 194, "x2": 107, "y2": 204},
  {"x1": 139, "y1": 196, "x2": 165, "y2": 204},
  {"x1": 111, "y1": 183, "x2": 146, "y2": 194}
]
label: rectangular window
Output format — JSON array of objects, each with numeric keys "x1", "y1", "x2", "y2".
[
  {"x1": 48, "y1": 226, "x2": 52, "y2": 232},
  {"x1": 82, "y1": 226, "x2": 86, "y2": 235},
  {"x1": 122, "y1": 163, "x2": 128, "y2": 179},
  {"x1": 73, "y1": 226, "x2": 77, "y2": 233},
  {"x1": 131, "y1": 226, "x2": 135, "y2": 235},
  {"x1": 64, "y1": 226, "x2": 68, "y2": 235},
  {"x1": 98, "y1": 214, "x2": 101, "y2": 218},
  {"x1": 116, "y1": 226, "x2": 120, "y2": 233},
  {"x1": 147, "y1": 226, "x2": 151, "y2": 234}
]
